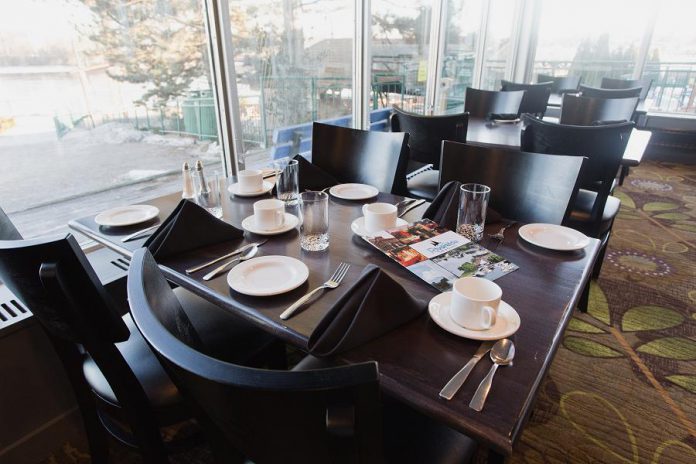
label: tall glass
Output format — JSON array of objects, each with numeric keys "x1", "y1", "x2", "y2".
[
  {"x1": 274, "y1": 158, "x2": 299, "y2": 205},
  {"x1": 194, "y1": 170, "x2": 223, "y2": 219},
  {"x1": 299, "y1": 191, "x2": 329, "y2": 251},
  {"x1": 456, "y1": 183, "x2": 490, "y2": 242}
]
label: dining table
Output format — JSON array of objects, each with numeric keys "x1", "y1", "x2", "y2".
[{"x1": 69, "y1": 186, "x2": 601, "y2": 461}]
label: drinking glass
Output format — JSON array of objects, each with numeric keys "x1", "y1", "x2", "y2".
[
  {"x1": 299, "y1": 191, "x2": 329, "y2": 251},
  {"x1": 194, "y1": 170, "x2": 223, "y2": 219},
  {"x1": 456, "y1": 183, "x2": 490, "y2": 242},
  {"x1": 274, "y1": 158, "x2": 299, "y2": 205}
]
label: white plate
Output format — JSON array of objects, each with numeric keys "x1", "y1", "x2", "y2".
[
  {"x1": 228, "y1": 180, "x2": 274, "y2": 197},
  {"x1": 518, "y1": 223, "x2": 590, "y2": 251},
  {"x1": 241, "y1": 213, "x2": 299, "y2": 236},
  {"x1": 428, "y1": 292, "x2": 520, "y2": 341},
  {"x1": 227, "y1": 256, "x2": 309, "y2": 296},
  {"x1": 351, "y1": 216, "x2": 409, "y2": 237},
  {"x1": 329, "y1": 183, "x2": 379, "y2": 200},
  {"x1": 94, "y1": 205, "x2": 159, "y2": 227},
  {"x1": 493, "y1": 118, "x2": 521, "y2": 124}
]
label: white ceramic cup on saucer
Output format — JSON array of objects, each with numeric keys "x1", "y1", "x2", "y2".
[
  {"x1": 238, "y1": 169, "x2": 263, "y2": 193},
  {"x1": 253, "y1": 199, "x2": 285, "y2": 230},
  {"x1": 362, "y1": 202, "x2": 398, "y2": 233},
  {"x1": 450, "y1": 277, "x2": 501, "y2": 330}
]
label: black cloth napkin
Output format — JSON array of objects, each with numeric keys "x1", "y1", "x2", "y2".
[
  {"x1": 292, "y1": 154, "x2": 339, "y2": 191},
  {"x1": 307, "y1": 264, "x2": 426, "y2": 357},
  {"x1": 422, "y1": 180, "x2": 502, "y2": 231},
  {"x1": 488, "y1": 112, "x2": 519, "y2": 121},
  {"x1": 144, "y1": 199, "x2": 243, "y2": 260}
]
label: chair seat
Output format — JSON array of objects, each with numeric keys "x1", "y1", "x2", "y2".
[
  {"x1": 406, "y1": 169, "x2": 439, "y2": 201},
  {"x1": 83, "y1": 287, "x2": 279, "y2": 409},
  {"x1": 565, "y1": 189, "x2": 621, "y2": 237}
]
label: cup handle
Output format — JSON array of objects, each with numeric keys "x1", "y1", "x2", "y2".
[
  {"x1": 362, "y1": 204, "x2": 369, "y2": 216},
  {"x1": 482, "y1": 305, "x2": 497, "y2": 329},
  {"x1": 277, "y1": 210, "x2": 285, "y2": 226}
]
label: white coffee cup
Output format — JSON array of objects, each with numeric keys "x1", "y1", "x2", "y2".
[
  {"x1": 253, "y1": 199, "x2": 285, "y2": 230},
  {"x1": 449, "y1": 277, "x2": 501, "y2": 330},
  {"x1": 238, "y1": 169, "x2": 263, "y2": 193},
  {"x1": 362, "y1": 202, "x2": 398, "y2": 233}
]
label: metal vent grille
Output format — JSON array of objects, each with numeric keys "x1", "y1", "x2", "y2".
[{"x1": 0, "y1": 285, "x2": 32, "y2": 331}]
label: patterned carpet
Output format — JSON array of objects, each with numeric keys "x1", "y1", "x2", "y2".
[{"x1": 42, "y1": 161, "x2": 696, "y2": 464}]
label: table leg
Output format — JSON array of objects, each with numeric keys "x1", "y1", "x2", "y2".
[{"x1": 619, "y1": 165, "x2": 630, "y2": 185}]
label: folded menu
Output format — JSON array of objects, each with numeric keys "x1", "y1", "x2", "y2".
[
  {"x1": 144, "y1": 199, "x2": 243, "y2": 259},
  {"x1": 307, "y1": 264, "x2": 425, "y2": 357},
  {"x1": 291, "y1": 154, "x2": 339, "y2": 191},
  {"x1": 422, "y1": 180, "x2": 502, "y2": 230},
  {"x1": 363, "y1": 219, "x2": 518, "y2": 292}
]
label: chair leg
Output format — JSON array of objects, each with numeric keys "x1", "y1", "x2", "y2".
[
  {"x1": 592, "y1": 242, "x2": 609, "y2": 279},
  {"x1": 619, "y1": 165, "x2": 629, "y2": 186}
]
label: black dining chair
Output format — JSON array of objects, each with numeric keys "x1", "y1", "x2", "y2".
[
  {"x1": 537, "y1": 73, "x2": 581, "y2": 93},
  {"x1": 500, "y1": 80, "x2": 552, "y2": 118},
  {"x1": 0, "y1": 231, "x2": 283, "y2": 463},
  {"x1": 439, "y1": 142, "x2": 585, "y2": 225},
  {"x1": 601, "y1": 77, "x2": 652, "y2": 100},
  {"x1": 128, "y1": 248, "x2": 477, "y2": 464},
  {"x1": 390, "y1": 106, "x2": 469, "y2": 201},
  {"x1": 463, "y1": 87, "x2": 525, "y2": 119},
  {"x1": 0, "y1": 206, "x2": 22, "y2": 240},
  {"x1": 579, "y1": 84, "x2": 643, "y2": 100},
  {"x1": 312, "y1": 122, "x2": 410, "y2": 196},
  {"x1": 559, "y1": 94, "x2": 639, "y2": 126}
]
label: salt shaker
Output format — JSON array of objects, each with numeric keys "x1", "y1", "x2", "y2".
[{"x1": 182, "y1": 162, "x2": 194, "y2": 199}]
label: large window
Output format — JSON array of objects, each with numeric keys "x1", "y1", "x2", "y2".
[
  {"x1": 479, "y1": 0, "x2": 518, "y2": 90},
  {"x1": 0, "y1": 0, "x2": 220, "y2": 239}
]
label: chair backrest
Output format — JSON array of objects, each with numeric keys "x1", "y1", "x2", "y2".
[
  {"x1": 463, "y1": 87, "x2": 524, "y2": 118},
  {"x1": 439, "y1": 142, "x2": 584, "y2": 225},
  {"x1": 521, "y1": 116, "x2": 634, "y2": 232},
  {"x1": 311, "y1": 122, "x2": 410, "y2": 195},
  {"x1": 390, "y1": 106, "x2": 469, "y2": 168},
  {"x1": 537, "y1": 74, "x2": 581, "y2": 93},
  {"x1": 559, "y1": 94, "x2": 639, "y2": 126},
  {"x1": 601, "y1": 77, "x2": 652, "y2": 100},
  {"x1": 127, "y1": 248, "x2": 383, "y2": 464},
  {"x1": 500, "y1": 80, "x2": 552, "y2": 117},
  {"x1": 0, "y1": 206, "x2": 22, "y2": 240},
  {"x1": 579, "y1": 84, "x2": 642, "y2": 99}
]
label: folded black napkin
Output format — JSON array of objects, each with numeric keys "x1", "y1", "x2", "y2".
[
  {"x1": 144, "y1": 199, "x2": 243, "y2": 260},
  {"x1": 292, "y1": 154, "x2": 339, "y2": 191},
  {"x1": 307, "y1": 264, "x2": 426, "y2": 357},
  {"x1": 422, "y1": 180, "x2": 502, "y2": 231},
  {"x1": 488, "y1": 113, "x2": 519, "y2": 121}
]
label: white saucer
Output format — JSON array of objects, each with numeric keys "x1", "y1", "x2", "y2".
[
  {"x1": 329, "y1": 183, "x2": 379, "y2": 200},
  {"x1": 227, "y1": 256, "x2": 309, "y2": 296},
  {"x1": 95, "y1": 205, "x2": 159, "y2": 227},
  {"x1": 228, "y1": 181, "x2": 274, "y2": 197},
  {"x1": 428, "y1": 292, "x2": 520, "y2": 340},
  {"x1": 518, "y1": 223, "x2": 589, "y2": 251},
  {"x1": 351, "y1": 216, "x2": 409, "y2": 237},
  {"x1": 241, "y1": 213, "x2": 299, "y2": 235}
]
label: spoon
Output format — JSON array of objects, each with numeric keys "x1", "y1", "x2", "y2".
[
  {"x1": 469, "y1": 339, "x2": 515, "y2": 412},
  {"x1": 202, "y1": 245, "x2": 259, "y2": 281}
]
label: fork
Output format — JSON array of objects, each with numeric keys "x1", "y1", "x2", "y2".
[
  {"x1": 279, "y1": 262, "x2": 350, "y2": 320},
  {"x1": 488, "y1": 222, "x2": 516, "y2": 251}
]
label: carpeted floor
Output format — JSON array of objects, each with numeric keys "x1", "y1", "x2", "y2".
[{"x1": 42, "y1": 161, "x2": 696, "y2": 464}]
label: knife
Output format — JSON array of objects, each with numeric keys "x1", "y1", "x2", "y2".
[
  {"x1": 185, "y1": 241, "x2": 265, "y2": 274},
  {"x1": 398, "y1": 199, "x2": 426, "y2": 218},
  {"x1": 121, "y1": 224, "x2": 159, "y2": 243},
  {"x1": 439, "y1": 341, "x2": 494, "y2": 400}
]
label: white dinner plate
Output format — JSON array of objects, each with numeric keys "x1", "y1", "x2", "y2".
[
  {"x1": 329, "y1": 183, "x2": 379, "y2": 200},
  {"x1": 228, "y1": 180, "x2": 274, "y2": 197},
  {"x1": 241, "y1": 213, "x2": 299, "y2": 236},
  {"x1": 428, "y1": 292, "x2": 520, "y2": 341},
  {"x1": 94, "y1": 205, "x2": 159, "y2": 227},
  {"x1": 351, "y1": 216, "x2": 408, "y2": 237},
  {"x1": 518, "y1": 223, "x2": 590, "y2": 251},
  {"x1": 227, "y1": 256, "x2": 309, "y2": 296},
  {"x1": 493, "y1": 118, "x2": 521, "y2": 124}
]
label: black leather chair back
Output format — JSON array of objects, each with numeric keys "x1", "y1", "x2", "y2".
[
  {"x1": 440, "y1": 142, "x2": 584, "y2": 225},
  {"x1": 128, "y1": 248, "x2": 383, "y2": 464},
  {"x1": 463, "y1": 87, "x2": 524, "y2": 118},
  {"x1": 500, "y1": 80, "x2": 552, "y2": 117},
  {"x1": 390, "y1": 106, "x2": 469, "y2": 168},
  {"x1": 579, "y1": 84, "x2": 642, "y2": 99},
  {"x1": 537, "y1": 74, "x2": 581, "y2": 93},
  {"x1": 560, "y1": 94, "x2": 639, "y2": 126},
  {"x1": 601, "y1": 77, "x2": 652, "y2": 100},
  {"x1": 312, "y1": 122, "x2": 409, "y2": 195},
  {"x1": 0, "y1": 206, "x2": 22, "y2": 240}
]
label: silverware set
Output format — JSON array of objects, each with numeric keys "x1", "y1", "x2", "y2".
[
  {"x1": 185, "y1": 240, "x2": 267, "y2": 275},
  {"x1": 280, "y1": 262, "x2": 350, "y2": 320},
  {"x1": 396, "y1": 198, "x2": 426, "y2": 217},
  {"x1": 121, "y1": 224, "x2": 160, "y2": 242},
  {"x1": 486, "y1": 221, "x2": 516, "y2": 251},
  {"x1": 439, "y1": 338, "x2": 516, "y2": 411}
]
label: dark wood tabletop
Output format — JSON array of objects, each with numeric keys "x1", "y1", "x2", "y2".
[
  {"x1": 69, "y1": 188, "x2": 600, "y2": 456},
  {"x1": 466, "y1": 117, "x2": 651, "y2": 167}
]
